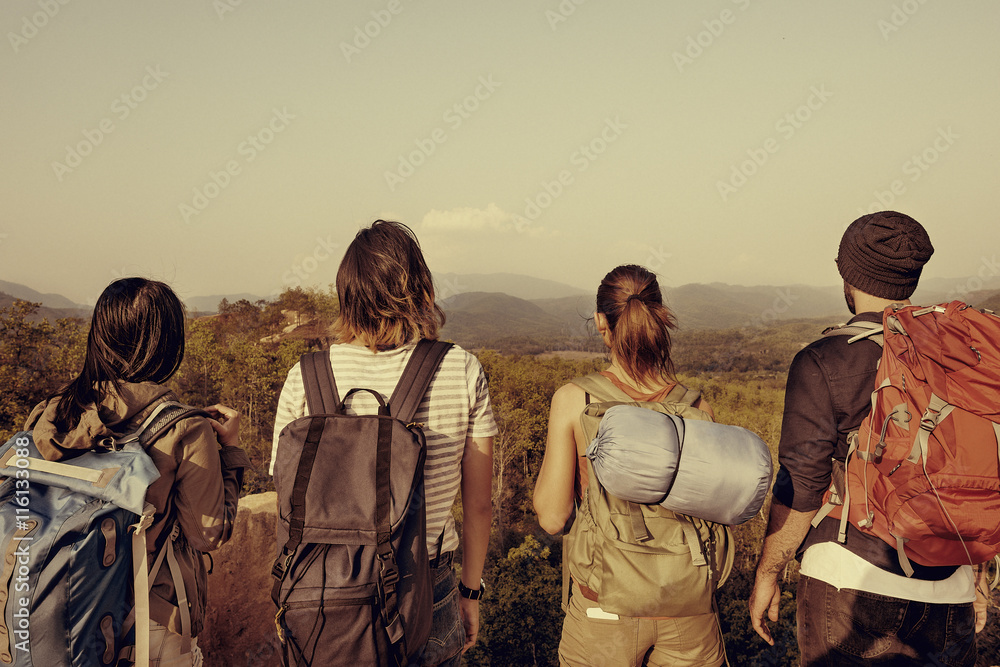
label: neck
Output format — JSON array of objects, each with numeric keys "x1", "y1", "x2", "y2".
[
  {"x1": 854, "y1": 292, "x2": 912, "y2": 315},
  {"x1": 605, "y1": 358, "x2": 668, "y2": 393}
]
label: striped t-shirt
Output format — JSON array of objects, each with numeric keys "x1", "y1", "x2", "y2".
[{"x1": 270, "y1": 341, "x2": 497, "y2": 555}]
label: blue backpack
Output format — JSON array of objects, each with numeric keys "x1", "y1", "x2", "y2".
[{"x1": 0, "y1": 402, "x2": 205, "y2": 667}]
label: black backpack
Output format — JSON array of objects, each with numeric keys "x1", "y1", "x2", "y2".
[{"x1": 271, "y1": 340, "x2": 452, "y2": 667}]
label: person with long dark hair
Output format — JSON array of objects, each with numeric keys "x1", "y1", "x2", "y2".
[
  {"x1": 534, "y1": 264, "x2": 726, "y2": 667},
  {"x1": 25, "y1": 277, "x2": 249, "y2": 666}
]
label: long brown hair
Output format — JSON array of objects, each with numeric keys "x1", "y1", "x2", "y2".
[
  {"x1": 333, "y1": 220, "x2": 445, "y2": 351},
  {"x1": 596, "y1": 264, "x2": 677, "y2": 386},
  {"x1": 52, "y1": 278, "x2": 186, "y2": 431}
]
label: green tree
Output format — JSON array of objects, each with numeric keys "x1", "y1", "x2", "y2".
[
  {"x1": 0, "y1": 301, "x2": 86, "y2": 441},
  {"x1": 466, "y1": 535, "x2": 563, "y2": 667}
]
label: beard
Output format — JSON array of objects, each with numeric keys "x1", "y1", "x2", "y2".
[{"x1": 843, "y1": 282, "x2": 856, "y2": 315}]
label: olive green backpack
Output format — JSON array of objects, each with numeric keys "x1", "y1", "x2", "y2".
[{"x1": 563, "y1": 374, "x2": 734, "y2": 618}]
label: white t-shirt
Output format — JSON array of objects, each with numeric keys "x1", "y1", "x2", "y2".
[
  {"x1": 270, "y1": 342, "x2": 497, "y2": 555},
  {"x1": 800, "y1": 541, "x2": 975, "y2": 604}
]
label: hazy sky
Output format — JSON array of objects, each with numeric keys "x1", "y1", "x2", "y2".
[{"x1": 3, "y1": 0, "x2": 998, "y2": 305}]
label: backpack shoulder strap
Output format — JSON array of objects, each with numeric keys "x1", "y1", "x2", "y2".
[
  {"x1": 300, "y1": 350, "x2": 341, "y2": 415},
  {"x1": 571, "y1": 373, "x2": 631, "y2": 403},
  {"x1": 572, "y1": 374, "x2": 700, "y2": 407},
  {"x1": 388, "y1": 340, "x2": 453, "y2": 423},
  {"x1": 128, "y1": 401, "x2": 211, "y2": 450},
  {"x1": 822, "y1": 321, "x2": 884, "y2": 346},
  {"x1": 664, "y1": 384, "x2": 701, "y2": 407}
]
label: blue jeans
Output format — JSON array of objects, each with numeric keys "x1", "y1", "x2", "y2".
[
  {"x1": 418, "y1": 562, "x2": 465, "y2": 667},
  {"x1": 797, "y1": 575, "x2": 977, "y2": 666}
]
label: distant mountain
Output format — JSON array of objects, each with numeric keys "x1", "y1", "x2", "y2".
[
  {"x1": 0, "y1": 292, "x2": 89, "y2": 322},
  {"x1": 524, "y1": 284, "x2": 849, "y2": 333},
  {"x1": 436, "y1": 273, "x2": 587, "y2": 302},
  {"x1": 441, "y1": 292, "x2": 567, "y2": 338},
  {"x1": 663, "y1": 283, "x2": 848, "y2": 330},
  {"x1": 912, "y1": 274, "x2": 1000, "y2": 301},
  {"x1": 0, "y1": 280, "x2": 83, "y2": 309}
]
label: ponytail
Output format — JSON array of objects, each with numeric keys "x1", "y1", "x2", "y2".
[{"x1": 596, "y1": 265, "x2": 677, "y2": 386}]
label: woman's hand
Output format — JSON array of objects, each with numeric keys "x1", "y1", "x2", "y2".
[{"x1": 205, "y1": 404, "x2": 241, "y2": 447}]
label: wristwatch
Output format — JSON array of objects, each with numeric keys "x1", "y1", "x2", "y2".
[{"x1": 458, "y1": 578, "x2": 486, "y2": 600}]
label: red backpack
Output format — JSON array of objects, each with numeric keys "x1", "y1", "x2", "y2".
[{"x1": 814, "y1": 301, "x2": 1000, "y2": 576}]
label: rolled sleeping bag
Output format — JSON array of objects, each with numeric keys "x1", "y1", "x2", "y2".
[{"x1": 585, "y1": 404, "x2": 773, "y2": 526}]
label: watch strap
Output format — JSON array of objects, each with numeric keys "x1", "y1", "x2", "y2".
[{"x1": 458, "y1": 578, "x2": 485, "y2": 600}]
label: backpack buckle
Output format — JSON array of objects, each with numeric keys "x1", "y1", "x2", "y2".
[
  {"x1": 379, "y1": 553, "x2": 399, "y2": 588},
  {"x1": 271, "y1": 551, "x2": 294, "y2": 580},
  {"x1": 919, "y1": 413, "x2": 939, "y2": 433}
]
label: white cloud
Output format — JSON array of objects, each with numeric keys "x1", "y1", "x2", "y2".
[
  {"x1": 420, "y1": 203, "x2": 510, "y2": 232},
  {"x1": 419, "y1": 203, "x2": 553, "y2": 238}
]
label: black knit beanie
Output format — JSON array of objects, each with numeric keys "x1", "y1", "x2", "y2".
[{"x1": 836, "y1": 211, "x2": 934, "y2": 300}]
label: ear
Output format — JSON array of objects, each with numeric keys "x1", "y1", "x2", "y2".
[{"x1": 594, "y1": 311, "x2": 612, "y2": 347}]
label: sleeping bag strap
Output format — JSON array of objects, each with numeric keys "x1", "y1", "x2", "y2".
[
  {"x1": 627, "y1": 502, "x2": 652, "y2": 543},
  {"x1": 676, "y1": 515, "x2": 708, "y2": 567}
]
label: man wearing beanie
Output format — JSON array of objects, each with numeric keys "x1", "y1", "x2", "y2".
[{"x1": 748, "y1": 211, "x2": 984, "y2": 665}]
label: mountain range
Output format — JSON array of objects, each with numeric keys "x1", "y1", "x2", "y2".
[{"x1": 4, "y1": 274, "x2": 999, "y2": 348}]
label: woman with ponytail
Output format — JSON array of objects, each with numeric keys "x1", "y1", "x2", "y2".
[{"x1": 534, "y1": 264, "x2": 725, "y2": 667}]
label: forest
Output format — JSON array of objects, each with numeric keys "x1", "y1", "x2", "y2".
[{"x1": 2, "y1": 289, "x2": 998, "y2": 666}]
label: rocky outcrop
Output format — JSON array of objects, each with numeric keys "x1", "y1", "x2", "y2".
[{"x1": 201, "y1": 492, "x2": 282, "y2": 666}]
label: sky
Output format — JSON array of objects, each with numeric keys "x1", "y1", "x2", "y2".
[{"x1": 2, "y1": 0, "x2": 999, "y2": 306}]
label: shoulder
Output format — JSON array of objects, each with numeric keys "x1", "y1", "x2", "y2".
[
  {"x1": 794, "y1": 314, "x2": 882, "y2": 370},
  {"x1": 149, "y1": 404, "x2": 218, "y2": 456},
  {"x1": 437, "y1": 343, "x2": 487, "y2": 378},
  {"x1": 551, "y1": 382, "x2": 586, "y2": 411},
  {"x1": 440, "y1": 343, "x2": 477, "y2": 364}
]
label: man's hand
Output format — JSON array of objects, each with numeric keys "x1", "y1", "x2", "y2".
[
  {"x1": 458, "y1": 597, "x2": 480, "y2": 653},
  {"x1": 747, "y1": 500, "x2": 817, "y2": 646},
  {"x1": 749, "y1": 574, "x2": 781, "y2": 645}
]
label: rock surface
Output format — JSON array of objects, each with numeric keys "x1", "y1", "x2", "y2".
[{"x1": 200, "y1": 492, "x2": 282, "y2": 666}]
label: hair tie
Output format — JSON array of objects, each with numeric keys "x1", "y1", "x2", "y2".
[{"x1": 626, "y1": 294, "x2": 643, "y2": 304}]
